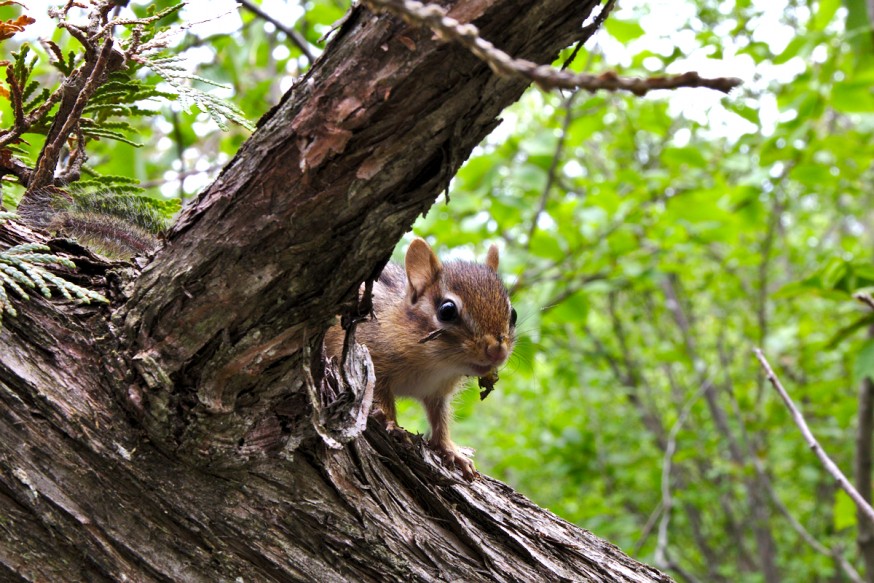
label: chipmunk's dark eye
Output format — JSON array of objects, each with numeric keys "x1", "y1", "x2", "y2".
[
  {"x1": 437, "y1": 300, "x2": 458, "y2": 322},
  {"x1": 510, "y1": 307, "x2": 517, "y2": 327}
]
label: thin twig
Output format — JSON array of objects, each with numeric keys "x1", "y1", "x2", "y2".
[
  {"x1": 763, "y1": 467, "x2": 863, "y2": 582},
  {"x1": 237, "y1": 0, "x2": 314, "y2": 64},
  {"x1": 855, "y1": 292, "x2": 874, "y2": 312},
  {"x1": 654, "y1": 379, "x2": 709, "y2": 574},
  {"x1": 754, "y1": 348, "x2": 874, "y2": 525},
  {"x1": 753, "y1": 195, "x2": 783, "y2": 407},
  {"x1": 633, "y1": 500, "x2": 663, "y2": 556},
  {"x1": 577, "y1": 0, "x2": 616, "y2": 48},
  {"x1": 717, "y1": 337, "x2": 859, "y2": 580},
  {"x1": 525, "y1": 90, "x2": 580, "y2": 252},
  {"x1": 362, "y1": 0, "x2": 742, "y2": 95},
  {"x1": 559, "y1": 0, "x2": 615, "y2": 72},
  {"x1": 30, "y1": 38, "x2": 116, "y2": 190}
]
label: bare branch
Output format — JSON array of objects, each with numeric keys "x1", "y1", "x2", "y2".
[
  {"x1": 764, "y1": 471, "x2": 863, "y2": 583},
  {"x1": 754, "y1": 348, "x2": 874, "y2": 526},
  {"x1": 576, "y1": 0, "x2": 616, "y2": 49},
  {"x1": 855, "y1": 292, "x2": 874, "y2": 312},
  {"x1": 655, "y1": 380, "x2": 708, "y2": 578},
  {"x1": 29, "y1": 38, "x2": 116, "y2": 190},
  {"x1": 362, "y1": 0, "x2": 742, "y2": 95},
  {"x1": 237, "y1": 0, "x2": 314, "y2": 64},
  {"x1": 525, "y1": 90, "x2": 580, "y2": 251}
]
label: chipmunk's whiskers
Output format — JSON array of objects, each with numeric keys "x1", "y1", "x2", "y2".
[{"x1": 419, "y1": 329, "x2": 445, "y2": 343}]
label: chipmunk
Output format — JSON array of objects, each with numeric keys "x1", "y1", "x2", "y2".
[{"x1": 326, "y1": 237, "x2": 516, "y2": 479}]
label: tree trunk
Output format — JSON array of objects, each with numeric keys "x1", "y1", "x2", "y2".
[{"x1": 0, "y1": 0, "x2": 671, "y2": 580}]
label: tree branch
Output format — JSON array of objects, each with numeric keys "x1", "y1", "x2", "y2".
[
  {"x1": 754, "y1": 348, "x2": 874, "y2": 525},
  {"x1": 362, "y1": 0, "x2": 742, "y2": 94},
  {"x1": 237, "y1": 0, "x2": 315, "y2": 64},
  {"x1": 654, "y1": 381, "x2": 708, "y2": 576},
  {"x1": 525, "y1": 90, "x2": 580, "y2": 250}
]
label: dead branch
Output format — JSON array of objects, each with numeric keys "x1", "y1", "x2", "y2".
[
  {"x1": 362, "y1": 0, "x2": 742, "y2": 95},
  {"x1": 754, "y1": 348, "x2": 874, "y2": 526}
]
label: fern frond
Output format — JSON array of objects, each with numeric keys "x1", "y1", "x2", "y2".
[
  {"x1": 88, "y1": 89, "x2": 138, "y2": 104},
  {"x1": 15, "y1": 260, "x2": 51, "y2": 297},
  {"x1": 0, "y1": 263, "x2": 36, "y2": 292},
  {"x1": 80, "y1": 127, "x2": 143, "y2": 147},
  {"x1": 0, "y1": 213, "x2": 111, "y2": 332},
  {"x1": 17, "y1": 185, "x2": 171, "y2": 259},
  {"x1": 10, "y1": 252, "x2": 77, "y2": 268},
  {"x1": 79, "y1": 175, "x2": 141, "y2": 187},
  {"x1": 84, "y1": 103, "x2": 159, "y2": 118},
  {"x1": 23, "y1": 86, "x2": 50, "y2": 113},
  {"x1": 0, "y1": 278, "x2": 19, "y2": 318},
  {"x1": 22, "y1": 79, "x2": 39, "y2": 101},
  {"x1": 0, "y1": 213, "x2": 110, "y2": 329},
  {"x1": 12, "y1": 43, "x2": 31, "y2": 82},
  {"x1": 82, "y1": 120, "x2": 137, "y2": 131},
  {"x1": 138, "y1": 54, "x2": 254, "y2": 131},
  {"x1": 54, "y1": 213, "x2": 158, "y2": 258}
]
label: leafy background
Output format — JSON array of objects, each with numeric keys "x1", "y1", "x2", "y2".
[{"x1": 2, "y1": 0, "x2": 873, "y2": 580}]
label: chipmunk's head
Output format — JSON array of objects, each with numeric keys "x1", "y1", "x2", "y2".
[{"x1": 405, "y1": 237, "x2": 516, "y2": 377}]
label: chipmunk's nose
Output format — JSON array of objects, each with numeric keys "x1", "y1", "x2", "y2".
[{"x1": 484, "y1": 341, "x2": 508, "y2": 365}]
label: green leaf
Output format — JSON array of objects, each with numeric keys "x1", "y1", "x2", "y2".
[
  {"x1": 812, "y1": 0, "x2": 841, "y2": 30},
  {"x1": 529, "y1": 230, "x2": 564, "y2": 261},
  {"x1": 789, "y1": 163, "x2": 835, "y2": 187},
  {"x1": 821, "y1": 257, "x2": 848, "y2": 290},
  {"x1": 844, "y1": 0, "x2": 874, "y2": 59},
  {"x1": 831, "y1": 81, "x2": 874, "y2": 114},
  {"x1": 545, "y1": 289, "x2": 588, "y2": 326},
  {"x1": 731, "y1": 103, "x2": 760, "y2": 126},
  {"x1": 662, "y1": 146, "x2": 708, "y2": 169},
  {"x1": 834, "y1": 489, "x2": 857, "y2": 531},
  {"x1": 773, "y1": 36, "x2": 811, "y2": 64},
  {"x1": 605, "y1": 19, "x2": 645, "y2": 43}
]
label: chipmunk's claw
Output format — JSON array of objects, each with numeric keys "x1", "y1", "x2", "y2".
[{"x1": 429, "y1": 441, "x2": 477, "y2": 481}]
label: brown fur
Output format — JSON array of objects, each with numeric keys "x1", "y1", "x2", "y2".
[{"x1": 325, "y1": 238, "x2": 515, "y2": 479}]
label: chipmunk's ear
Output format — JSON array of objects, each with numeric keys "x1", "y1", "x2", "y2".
[
  {"x1": 485, "y1": 244, "x2": 500, "y2": 272},
  {"x1": 405, "y1": 237, "x2": 442, "y2": 303}
]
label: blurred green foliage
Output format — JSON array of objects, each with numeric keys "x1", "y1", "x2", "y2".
[
  {"x1": 2, "y1": 0, "x2": 874, "y2": 580},
  {"x1": 409, "y1": 1, "x2": 874, "y2": 580}
]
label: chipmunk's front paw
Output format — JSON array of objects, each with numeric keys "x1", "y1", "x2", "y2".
[
  {"x1": 429, "y1": 440, "x2": 477, "y2": 481},
  {"x1": 373, "y1": 409, "x2": 412, "y2": 444},
  {"x1": 386, "y1": 422, "x2": 413, "y2": 445}
]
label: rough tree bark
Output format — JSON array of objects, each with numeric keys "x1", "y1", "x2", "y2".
[{"x1": 0, "y1": 0, "x2": 672, "y2": 580}]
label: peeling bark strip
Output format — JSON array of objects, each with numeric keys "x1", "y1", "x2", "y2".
[{"x1": 1, "y1": 0, "x2": 674, "y2": 580}]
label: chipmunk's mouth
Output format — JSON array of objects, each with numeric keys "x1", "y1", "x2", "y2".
[{"x1": 469, "y1": 364, "x2": 493, "y2": 377}]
